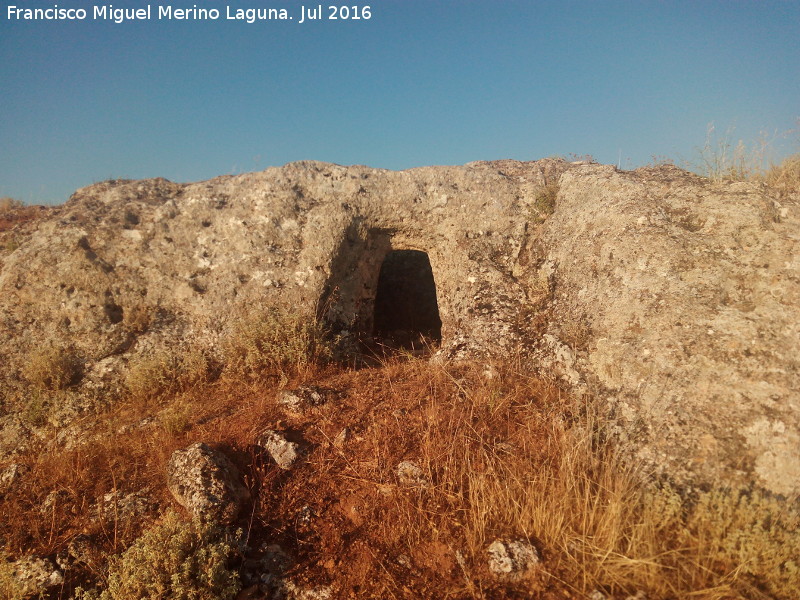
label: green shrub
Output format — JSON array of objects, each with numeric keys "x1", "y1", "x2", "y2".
[
  {"x1": 97, "y1": 510, "x2": 241, "y2": 600},
  {"x1": 532, "y1": 182, "x2": 558, "y2": 223},
  {"x1": 223, "y1": 308, "x2": 330, "y2": 381}
]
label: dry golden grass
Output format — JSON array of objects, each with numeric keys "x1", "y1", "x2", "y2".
[
  {"x1": 222, "y1": 308, "x2": 331, "y2": 384},
  {"x1": 0, "y1": 197, "x2": 24, "y2": 213},
  {"x1": 763, "y1": 153, "x2": 800, "y2": 198},
  {"x1": 21, "y1": 345, "x2": 81, "y2": 391},
  {"x1": 694, "y1": 122, "x2": 800, "y2": 196},
  {"x1": 1, "y1": 351, "x2": 797, "y2": 599}
]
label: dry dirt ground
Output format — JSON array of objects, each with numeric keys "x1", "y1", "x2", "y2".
[
  {"x1": 3, "y1": 352, "x2": 798, "y2": 600},
  {"x1": 2, "y1": 355, "x2": 583, "y2": 599}
]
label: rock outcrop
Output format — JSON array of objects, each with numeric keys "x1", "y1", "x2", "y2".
[
  {"x1": 256, "y1": 430, "x2": 302, "y2": 470},
  {"x1": 166, "y1": 442, "x2": 249, "y2": 524},
  {"x1": 0, "y1": 159, "x2": 797, "y2": 495}
]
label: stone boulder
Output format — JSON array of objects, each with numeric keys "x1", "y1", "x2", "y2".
[{"x1": 166, "y1": 442, "x2": 249, "y2": 524}]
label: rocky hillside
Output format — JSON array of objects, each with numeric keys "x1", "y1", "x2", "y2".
[
  {"x1": 1, "y1": 159, "x2": 797, "y2": 494},
  {"x1": 0, "y1": 159, "x2": 799, "y2": 599}
]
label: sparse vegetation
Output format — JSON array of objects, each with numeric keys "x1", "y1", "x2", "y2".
[
  {"x1": 20, "y1": 389, "x2": 52, "y2": 427},
  {"x1": 21, "y1": 344, "x2": 81, "y2": 391},
  {"x1": 1, "y1": 354, "x2": 798, "y2": 598},
  {"x1": 0, "y1": 197, "x2": 24, "y2": 214},
  {"x1": 90, "y1": 510, "x2": 240, "y2": 600},
  {"x1": 158, "y1": 400, "x2": 192, "y2": 435},
  {"x1": 222, "y1": 307, "x2": 331, "y2": 382},
  {"x1": 532, "y1": 182, "x2": 559, "y2": 223},
  {"x1": 694, "y1": 121, "x2": 800, "y2": 193},
  {"x1": 124, "y1": 348, "x2": 211, "y2": 403},
  {"x1": 123, "y1": 304, "x2": 153, "y2": 335},
  {"x1": 763, "y1": 152, "x2": 800, "y2": 198},
  {"x1": 2, "y1": 236, "x2": 19, "y2": 253}
]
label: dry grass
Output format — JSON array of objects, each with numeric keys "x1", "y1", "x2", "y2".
[
  {"x1": 694, "y1": 122, "x2": 800, "y2": 197},
  {"x1": 1, "y1": 353, "x2": 797, "y2": 599},
  {"x1": 0, "y1": 197, "x2": 24, "y2": 213},
  {"x1": 21, "y1": 345, "x2": 81, "y2": 392},
  {"x1": 763, "y1": 153, "x2": 800, "y2": 198},
  {"x1": 696, "y1": 123, "x2": 766, "y2": 182},
  {"x1": 222, "y1": 307, "x2": 331, "y2": 383}
]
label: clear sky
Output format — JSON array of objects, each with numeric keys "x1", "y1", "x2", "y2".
[{"x1": 1, "y1": 0, "x2": 798, "y2": 204}]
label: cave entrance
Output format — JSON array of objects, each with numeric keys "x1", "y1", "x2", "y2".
[{"x1": 373, "y1": 250, "x2": 442, "y2": 351}]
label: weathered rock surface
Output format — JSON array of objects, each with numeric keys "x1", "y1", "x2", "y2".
[
  {"x1": 396, "y1": 460, "x2": 430, "y2": 488},
  {"x1": 0, "y1": 159, "x2": 797, "y2": 494},
  {"x1": 256, "y1": 430, "x2": 302, "y2": 470},
  {"x1": 0, "y1": 462, "x2": 28, "y2": 495},
  {"x1": 4, "y1": 556, "x2": 64, "y2": 598},
  {"x1": 93, "y1": 487, "x2": 156, "y2": 524},
  {"x1": 166, "y1": 442, "x2": 249, "y2": 524},
  {"x1": 487, "y1": 538, "x2": 540, "y2": 581},
  {"x1": 277, "y1": 386, "x2": 330, "y2": 414}
]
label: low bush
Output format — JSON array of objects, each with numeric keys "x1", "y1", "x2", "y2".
[
  {"x1": 22, "y1": 344, "x2": 81, "y2": 391},
  {"x1": 124, "y1": 348, "x2": 211, "y2": 403},
  {"x1": 222, "y1": 308, "x2": 331, "y2": 382},
  {"x1": 82, "y1": 510, "x2": 241, "y2": 600}
]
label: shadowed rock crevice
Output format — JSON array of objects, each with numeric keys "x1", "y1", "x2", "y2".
[{"x1": 318, "y1": 221, "x2": 393, "y2": 346}]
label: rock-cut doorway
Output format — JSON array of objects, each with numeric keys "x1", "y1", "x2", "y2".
[{"x1": 372, "y1": 250, "x2": 442, "y2": 351}]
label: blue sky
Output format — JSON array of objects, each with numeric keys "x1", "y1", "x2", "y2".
[{"x1": 1, "y1": 0, "x2": 798, "y2": 204}]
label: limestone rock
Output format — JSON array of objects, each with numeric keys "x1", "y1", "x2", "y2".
[
  {"x1": 241, "y1": 543, "x2": 293, "y2": 588},
  {"x1": 93, "y1": 487, "x2": 155, "y2": 524},
  {"x1": 4, "y1": 556, "x2": 64, "y2": 598},
  {"x1": 277, "y1": 386, "x2": 329, "y2": 413},
  {"x1": 487, "y1": 538, "x2": 540, "y2": 580},
  {"x1": 0, "y1": 415, "x2": 32, "y2": 461},
  {"x1": 256, "y1": 430, "x2": 302, "y2": 470},
  {"x1": 396, "y1": 460, "x2": 430, "y2": 487},
  {"x1": 0, "y1": 159, "x2": 797, "y2": 494},
  {"x1": 276, "y1": 581, "x2": 333, "y2": 600},
  {"x1": 332, "y1": 427, "x2": 350, "y2": 448},
  {"x1": 0, "y1": 462, "x2": 28, "y2": 495},
  {"x1": 166, "y1": 442, "x2": 249, "y2": 524}
]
